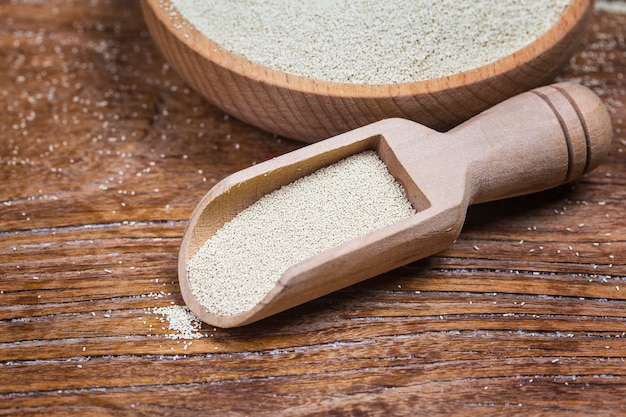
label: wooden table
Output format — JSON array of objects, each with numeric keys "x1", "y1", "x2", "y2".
[{"x1": 1, "y1": 1, "x2": 625, "y2": 415}]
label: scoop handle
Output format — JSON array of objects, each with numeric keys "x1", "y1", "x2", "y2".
[{"x1": 451, "y1": 82, "x2": 612, "y2": 204}]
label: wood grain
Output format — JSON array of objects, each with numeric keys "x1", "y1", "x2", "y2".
[{"x1": 1, "y1": 0, "x2": 626, "y2": 415}]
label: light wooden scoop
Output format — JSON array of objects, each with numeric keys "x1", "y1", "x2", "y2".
[{"x1": 179, "y1": 82, "x2": 612, "y2": 328}]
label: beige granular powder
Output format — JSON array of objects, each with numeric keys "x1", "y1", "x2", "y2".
[
  {"x1": 152, "y1": 306, "x2": 205, "y2": 339},
  {"x1": 596, "y1": 0, "x2": 626, "y2": 14},
  {"x1": 188, "y1": 151, "x2": 416, "y2": 317},
  {"x1": 170, "y1": 0, "x2": 570, "y2": 84}
]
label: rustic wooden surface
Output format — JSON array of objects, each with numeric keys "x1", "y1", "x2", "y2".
[{"x1": 1, "y1": 1, "x2": 626, "y2": 415}]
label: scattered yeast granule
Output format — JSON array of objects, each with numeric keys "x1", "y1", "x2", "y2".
[
  {"x1": 151, "y1": 305, "x2": 205, "y2": 339},
  {"x1": 187, "y1": 151, "x2": 416, "y2": 317},
  {"x1": 170, "y1": 0, "x2": 570, "y2": 84},
  {"x1": 596, "y1": 0, "x2": 626, "y2": 14}
]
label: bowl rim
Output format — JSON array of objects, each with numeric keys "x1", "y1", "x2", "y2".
[{"x1": 143, "y1": 0, "x2": 592, "y2": 99}]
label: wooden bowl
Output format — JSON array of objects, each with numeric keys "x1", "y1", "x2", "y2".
[{"x1": 141, "y1": 0, "x2": 593, "y2": 143}]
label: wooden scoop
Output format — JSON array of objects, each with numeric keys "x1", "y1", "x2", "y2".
[{"x1": 179, "y1": 82, "x2": 612, "y2": 328}]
